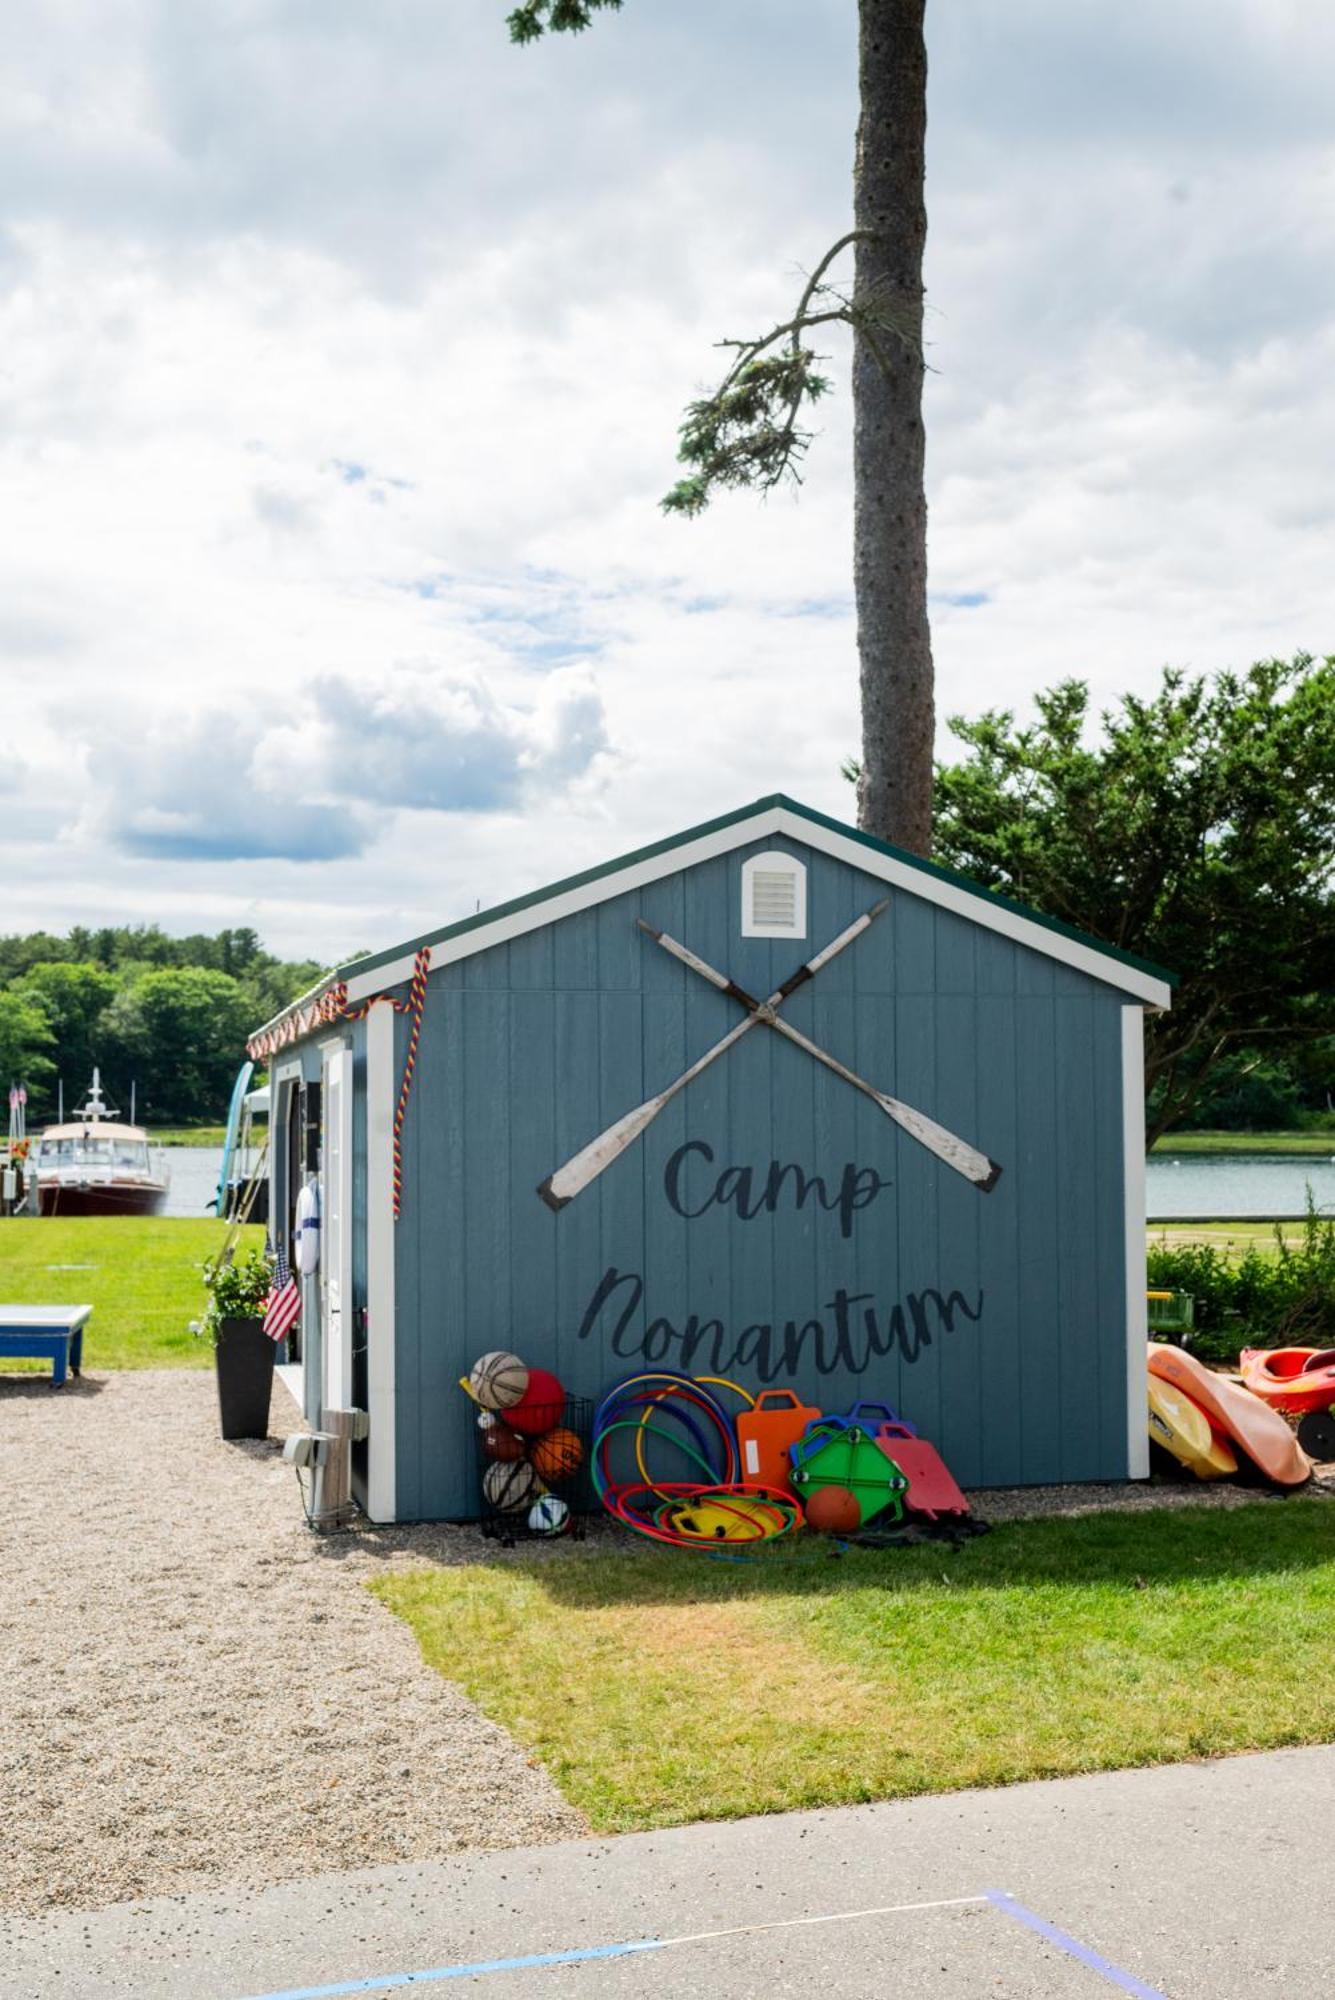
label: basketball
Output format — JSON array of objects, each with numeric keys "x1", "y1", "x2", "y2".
[
  {"x1": 803, "y1": 1484, "x2": 861, "y2": 1535},
  {"x1": 482, "y1": 1422, "x2": 526, "y2": 1464},
  {"x1": 469, "y1": 1351, "x2": 529, "y2": 1412},
  {"x1": 530, "y1": 1426, "x2": 583, "y2": 1481},
  {"x1": 527, "y1": 1493, "x2": 571, "y2": 1536},
  {"x1": 482, "y1": 1459, "x2": 544, "y2": 1513},
  {"x1": 506, "y1": 1366, "x2": 566, "y2": 1436}
]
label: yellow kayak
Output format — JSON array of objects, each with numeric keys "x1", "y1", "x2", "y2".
[{"x1": 1148, "y1": 1375, "x2": 1237, "y2": 1480}]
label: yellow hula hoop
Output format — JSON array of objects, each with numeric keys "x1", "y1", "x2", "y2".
[{"x1": 632, "y1": 1374, "x2": 755, "y2": 1494}]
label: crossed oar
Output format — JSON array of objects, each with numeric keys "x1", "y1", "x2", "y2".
[{"x1": 537, "y1": 900, "x2": 1002, "y2": 1210}]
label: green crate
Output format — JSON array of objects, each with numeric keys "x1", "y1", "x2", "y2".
[{"x1": 1146, "y1": 1289, "x2": 1194, "y2": 1335}]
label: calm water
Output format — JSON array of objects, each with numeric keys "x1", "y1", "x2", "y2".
[
  {"x1": 1147, "y1": 1153, "x2": 1335, "y2": 1220},
  {"x1": 158, "y1": 1145, "x2": 228, "y2": 1217}
]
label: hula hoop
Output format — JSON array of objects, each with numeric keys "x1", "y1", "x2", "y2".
[{"x1": 610, "y1": 1481, "x2": 800, "y2": 1548}]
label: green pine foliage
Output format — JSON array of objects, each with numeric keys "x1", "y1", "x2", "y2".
[{"x1": 507, "y1": 0, "x2": 622, "y2": 44}]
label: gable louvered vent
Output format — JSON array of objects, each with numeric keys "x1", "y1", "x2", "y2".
[{"x1": 741, "y1": 852, "x2": 807, "y2": 938}]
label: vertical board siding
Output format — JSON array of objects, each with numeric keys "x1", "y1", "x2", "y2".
[{"x1": 381, "y1": 834, "x2": 1134, "y2": 1518}]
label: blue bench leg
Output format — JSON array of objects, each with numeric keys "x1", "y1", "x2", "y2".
[{"x1": 51, "y1": 1342, "x2": 68, "y2": 1387}]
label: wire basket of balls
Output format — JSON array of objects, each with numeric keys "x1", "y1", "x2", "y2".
[{"x1": 463, "y1": 1349, "x2": 594, "y2": 1544}]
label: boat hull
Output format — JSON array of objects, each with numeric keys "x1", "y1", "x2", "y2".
[
  {"x1": 37, "y1": 1182, "x2": 166, "y2": 1218},
  {"x1": 1147, "y1": 1342, "x2": 1311, "y2": 1487},
  {"x1": 1239, "y1": 1347, "x2": 1335, "y2": 1416},
  {"x1": 1147, "y1": 1377, "x2": 1237, "y2": 1479}
]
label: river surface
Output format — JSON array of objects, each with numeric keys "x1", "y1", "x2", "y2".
[
  {"x1": 1146, "y1": 1153, "x2": 1335, "y2": 1220},
  {"x1": 157, "y1": 1145, "x2": 228, "y2": 1217},
  {"x1": 157, "y1": 1146, "x2": 1335, "y2": 1223}
]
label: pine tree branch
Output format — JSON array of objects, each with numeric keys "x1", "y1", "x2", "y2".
[{"x1": 662, "y1": 229, "x2": 928, "y2": 516}]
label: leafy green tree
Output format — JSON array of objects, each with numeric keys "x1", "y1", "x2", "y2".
[
  {"x1": 913, "y1": 654, "x2": 1335, "y2": 1147},
  {"x1": 13, "y1": 963, "x2": 116, "y2": 1108},
  {"x1": 507, "y1": 0, "x2": 936, "y2": 854},
  {"x1": 103, "y1": 968, "x2": 254, "y2": 1124},
  {"x1": 0, "y1": 993, "x2": 56, "y2": 1095}
]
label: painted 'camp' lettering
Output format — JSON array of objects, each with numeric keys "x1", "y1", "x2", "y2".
[
  {"x1": 575, "y1": 1265, "x2": 983, "y2": 1381},
  {"x1": 663, "y1": 1138, "x2": 890, "y2": 1240}
]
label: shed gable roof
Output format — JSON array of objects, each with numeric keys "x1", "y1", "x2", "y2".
[{"x1": 248, "y1": 794, "x2": 1175, "y2": 1054}]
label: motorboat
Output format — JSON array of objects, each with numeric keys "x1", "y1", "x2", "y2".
[{"x1": 31, "y1": 1071, "x2": 168, "y2": 1217}]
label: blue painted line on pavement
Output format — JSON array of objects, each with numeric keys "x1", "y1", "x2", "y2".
[
  {"x1": 237, "y1": 1937, "x2": 663, "y2": 2000},
  {"x1": 985, "y1": 1890, "x2": 1167, "y2": 1997}
]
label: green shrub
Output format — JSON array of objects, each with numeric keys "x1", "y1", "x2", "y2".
[{"x1": 1147, "y1": 1202, "x2": 1335, "y2": 1362}]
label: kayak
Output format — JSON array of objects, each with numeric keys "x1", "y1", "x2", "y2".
[
  {"x1": 1148, "y1": 1343, "x2": 1311, "y2": 1487},
  {"x1": 1239, "y1": 1347, "x2": 1335, "y2": 1416},
  {"x1": 1147, "y1": 1376, "x2": 1237, "y2": 1480}
]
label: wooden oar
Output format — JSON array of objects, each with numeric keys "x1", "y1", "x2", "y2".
[
  {"x1": 641, "y1": 923, "x2": 1002, "y2": 1192},
  {"x1": 537, "y1": 905, "x2": 890, "y2": 1211}
]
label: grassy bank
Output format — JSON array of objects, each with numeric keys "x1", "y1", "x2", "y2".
[
  {"x1": 0, "y1": 1217, "x2": 264, "y2": 1370},
  {"x1": 375, "y1": 1501, "x2": 1335, "y2": 1833},
  {"x1": 1154, "y1": 1131, "x2": 1335, "y2": 1155},
  {"x1": 146, "y1": 1126, "x2": 228, "y2": 1148}
]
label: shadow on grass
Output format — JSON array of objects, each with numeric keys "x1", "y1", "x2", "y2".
[{"x1": 440, "y1": 1496, "x2": 1335, "y2": 1610}]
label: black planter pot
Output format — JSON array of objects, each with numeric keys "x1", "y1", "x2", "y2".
[{"x1": 215, "y1": 1316, "x2": 276, "y2": 1440}]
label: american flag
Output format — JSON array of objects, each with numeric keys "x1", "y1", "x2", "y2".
[{"x1": 263, "y1": 1248, "x2": 302, "y2": 1343}]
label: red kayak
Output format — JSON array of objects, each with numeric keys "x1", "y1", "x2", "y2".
[
  {"x1": 1239, "y1": 1347, "x2": 1335, "y2": 1416},
  {"x1": 1147, "y1": 1344, "x2": 1311, "y2": 1487}
]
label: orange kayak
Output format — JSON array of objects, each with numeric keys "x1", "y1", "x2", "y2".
[
  {"x1": 1239, "y1": 1347, "x2": 1335, "y2": 1416},
  {"x1": 1147, "y1": 1344, "x2": 1311, "y2": 1487},
  {"x1": 1147, "y1": 1376, "x2": 1237, "y2": 1480}
]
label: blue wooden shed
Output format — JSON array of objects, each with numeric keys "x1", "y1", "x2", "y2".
[{"x1": 249, "y1": 795, "x2": 1173, "y2": 1523}]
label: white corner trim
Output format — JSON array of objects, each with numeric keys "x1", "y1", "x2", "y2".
[
  {"x1": 342, "y1": 805, "x2": 1172, "y2": 1010},
  {"x1": 1122, "y1": 1006, "x2": 1150, "y2": 1479},
  {"x1": 365, "y1": 1003, "x2": 398, "y2": 1523}
]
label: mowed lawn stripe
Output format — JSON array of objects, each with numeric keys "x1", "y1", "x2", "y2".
[
  {"x1": 374, "y1": 1501, "x2": 1335, "y2": 1831},
  {"x1": 0, "y1": 1217, "x2": 265, "y2": 1369}
]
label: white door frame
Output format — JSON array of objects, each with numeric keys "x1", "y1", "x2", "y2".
[{"x1": 320, "y1": 1042, "x2": 355, "y2": 1417}]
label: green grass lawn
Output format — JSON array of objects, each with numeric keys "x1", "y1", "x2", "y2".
[
  {"x1": 146, "y1": 1125, "x2": 229, "y2": 1147},
  {"x1": 374, "y1": 1502, "x2": 1335, "y2": 1832},
  {"x1": 1149, "y1": 1219, "x2": 1307, "y2": 1256},
  {"x1": 0, "y1": 1217, "x2": 264, "y2": 1369},
  {"x1": 1154, "y1": 1130, "x2": 1335, "y2": 1155}
]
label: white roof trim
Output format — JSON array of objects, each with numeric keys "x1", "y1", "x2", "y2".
[{"x1": 343, "y1": 804, "x2": 1172, "y2": 1011}]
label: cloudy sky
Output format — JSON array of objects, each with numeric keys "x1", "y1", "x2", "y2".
[{"x1": 5, "y1": 1, "x2": 1334, "y2": 962}]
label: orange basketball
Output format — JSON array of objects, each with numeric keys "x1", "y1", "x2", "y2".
[
  {"x1": 531, "y1": 1427, "x2": 583, "y2": 1481},
  {"x1": 803, "y1": 1485, "x2": 861, "y2": 1535}
]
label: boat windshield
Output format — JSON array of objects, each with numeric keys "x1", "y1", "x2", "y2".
[{"x1": 40, "y1": 1137, "x2": 151, "y2": 1172}]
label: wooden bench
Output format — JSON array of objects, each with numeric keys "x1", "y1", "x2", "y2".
[{"x1": 0, "y1": 1305, "x2": 92, "y2": 1386}]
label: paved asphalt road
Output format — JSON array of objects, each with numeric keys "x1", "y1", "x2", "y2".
[{"x1": 4, "y1": 1744, "x2": 1331, "y2": 1999}]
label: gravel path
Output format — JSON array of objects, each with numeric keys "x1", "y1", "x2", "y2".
[{"x1": 0, "y1": 1371, "x2": 584, "y2": 1919}]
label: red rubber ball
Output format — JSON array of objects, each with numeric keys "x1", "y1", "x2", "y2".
[
  {"x1": 803, "y1": 1484, "x2": 861, "y2": 1535},
  {"x1": 506, "y1": 1366, "x2": 566, "y2": 1435}
]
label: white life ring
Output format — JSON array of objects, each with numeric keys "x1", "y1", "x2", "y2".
[{"x1": 294, "y1": 1179, "x2": 321, "y2": 1276}]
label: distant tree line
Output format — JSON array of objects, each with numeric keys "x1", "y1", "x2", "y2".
[{"x1": 0, "y1": 927, "x2": 324, "y2": 1126}]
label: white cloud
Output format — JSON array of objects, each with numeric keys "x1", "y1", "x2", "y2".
[{"x1": 0, "y1": 0, "x2": 1332, "y2": 960}]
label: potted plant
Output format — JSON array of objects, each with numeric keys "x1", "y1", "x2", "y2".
[{"x1": 199, "y1": 1249, "x2": 279, "y2": 1440}]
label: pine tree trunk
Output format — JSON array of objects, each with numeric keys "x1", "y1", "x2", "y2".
[{"x1": 853, "y1": 0, "x2": 933, "y2": 856}]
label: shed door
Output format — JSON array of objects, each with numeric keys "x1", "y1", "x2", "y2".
[{"x1": 321, "y1": 1048, "x2": 354, "y2": 1413}]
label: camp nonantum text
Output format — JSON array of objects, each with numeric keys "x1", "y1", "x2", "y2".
[
  {"x1": 576, "y1": 1266, "x2": 984, "y2": 1380},
  {"x1": 663, "y1": 1138, "x2": 890, "y2": 1241}
]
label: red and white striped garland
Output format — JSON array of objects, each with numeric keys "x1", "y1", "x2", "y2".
[{"x1": 248, "y1": 947, "x2": 432, "y2": 1224}]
